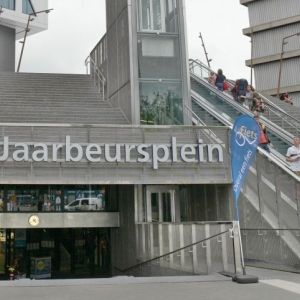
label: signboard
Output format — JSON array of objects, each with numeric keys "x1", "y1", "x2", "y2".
[
  {"x1": 14, "y1": 229, "x2": 26, "y2": 248},
  {"x1": 0, "y1": 136, "x2": 224, "y2": 170},
  {"x1": 0, "y1": 126, "x2": 231, "y2": 185},
  {"x1": 30, "y1": 257, "x2": 51, "y2": 279},
  {"x1": 231, "y1": 115, "x2": 260, "y2": 220}
]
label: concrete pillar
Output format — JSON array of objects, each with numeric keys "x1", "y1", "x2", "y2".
[{"x1": 0, "y1": 25, "x2": 15, "y2": 72}]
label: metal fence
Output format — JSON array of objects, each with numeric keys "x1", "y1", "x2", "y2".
[{"x1": 119, "y1": 222, "x2": 238, "y2": 277}]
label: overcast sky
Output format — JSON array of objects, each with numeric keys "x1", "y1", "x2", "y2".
[{"x1": 17, "y1": 0, "x2": 251, "y2": 81}]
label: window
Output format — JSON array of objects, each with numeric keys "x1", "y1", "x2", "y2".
[
  {"x1": 22, "y1": 0, "x2": 34, "y2": 15},
  {"x1": 138, "y1": 36, "x2": 181, "y2": 79},
  {"x1": 140, "y1": 81, "x2": 183, "y2": 125},
  {"x1": 138, "y1": 0, "x2": 178, "y2": 33},
  {"x1": 81, "y1": 200, "x2": 89, "y2": 206},
  {"x1": 69, "y1": 200, "x2": 79, "y2": 207},
  {"x1": 0, "y1": 0, "x2": 15, "y2": 10}
]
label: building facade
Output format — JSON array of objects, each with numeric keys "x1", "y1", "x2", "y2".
[
  {"x1": 241, "y1": 0, "x2": 300, "y2": 106},
  {"x1": 0, "y1": 0, "x2": 240, "y2": 279},
  {"x1": 0, "y1": 0, "x2": 48, "y2": 71}
]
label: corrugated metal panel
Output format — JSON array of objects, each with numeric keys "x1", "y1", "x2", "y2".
[
  {"x1": 252, "y1": 23, "x2": 300, "y2": 58},
  {"x1": 248, "y1": 0, "x2": 300, "y2": 27},
  {"x1": 254, "y1": 57, "x2": 300, "y2": 90}
]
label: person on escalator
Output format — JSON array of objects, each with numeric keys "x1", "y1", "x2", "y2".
[
  {"x1": 208, "y1": 71, "x2": 217, "y2": 86},
  {"x1": 251, "y1": 95, "x2": 266, "y2": 113},
  {"x1": 215, "y1": 69, "x2": 226, "y2": 91},
  {"x1": 241, "y1": 84, "x2": 255, "y2": 109},
  {"x1": 231, "y1": 79, "x2": 248, "y2": 103},
  {"x1": 253, "y1": 111, "x2": 270, "y2": 153},
  {"x1": 280, "y1": 93, "x2": 293, "y2": 105},
  {"x1": 286, "y1": 137, "x2": 300, "y2": 176}
]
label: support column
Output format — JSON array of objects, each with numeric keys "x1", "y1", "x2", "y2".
[{"x1": 0, "y1": 25, "x2": 15, "y2": 72}]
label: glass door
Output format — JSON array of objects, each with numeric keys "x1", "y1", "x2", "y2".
[
  {"x1": 146, "y1": 186, "x2": 178, "y2": 222},
  {"x1": 0, "y1": 230, "x2": 5, "y2": 276}
]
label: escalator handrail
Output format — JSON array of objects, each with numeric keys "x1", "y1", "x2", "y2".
[
  {"x1": 184, "y1": 103, "x2": 225, "y2": 145},
  {"x1": 189, "y1": 59, "x2": 300, "y2": 133},
  {"x1": 191, "y1": 93, "x2": 233, "y2": 128}
]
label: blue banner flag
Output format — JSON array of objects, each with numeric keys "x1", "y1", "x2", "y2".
[{"x1": 231, "y1": 115, "x2": 260, "y2": 220}]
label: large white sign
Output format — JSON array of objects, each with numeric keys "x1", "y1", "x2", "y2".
[{"x1": 0, "y1": 136, "x2": 224, "y2": 169}]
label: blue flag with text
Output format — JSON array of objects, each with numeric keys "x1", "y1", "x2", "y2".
[{"x1": 231, "y1": 115, "x2": 260, "y2": 220}]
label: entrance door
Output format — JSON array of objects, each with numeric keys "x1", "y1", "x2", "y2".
[
  {"x1": 2, "y1": 229, "x2": 111, "y2": 279},
  {"x1": 146, "y1": 186, "x2": 178, "y2": 222}
]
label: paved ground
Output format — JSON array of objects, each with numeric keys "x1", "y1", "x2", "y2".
[{"x1": 0, "y1": 267, "x2": 300, "y2": 300}]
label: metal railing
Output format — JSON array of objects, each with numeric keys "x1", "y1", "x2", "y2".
[
  {"x1": 85, "y1": 55, "x2": 106, "y2": 101},
  {"x1": 115, "y1": 222, "x2": 241, "y2": 277},
  {"x1": 184, "y1": 103, "x2": 225, "y2": 145},
  {"x1": 189, "y1": 59, "x2": 300, "y2": 137}
]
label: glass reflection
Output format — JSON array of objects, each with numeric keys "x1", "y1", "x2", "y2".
[
  {"x1": 0, "y1": 0, "x2": 15, "y2": 10},
  {"x1": 0, "y1": 186, "x2": 107, "y2": 213},
  {"x1": 140, "y1": 82, "x2": 183, "y2": 125},
  {"x1": 22, "y1": 0, "x2": 34, "y2": 14}
]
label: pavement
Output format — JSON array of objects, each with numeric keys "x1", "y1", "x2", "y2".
[{"x1": 0, "y1": 267, "x2": 300, "y2": 300}]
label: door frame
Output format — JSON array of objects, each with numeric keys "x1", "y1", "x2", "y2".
[{"x1": 145, "y1": 185, "x2": 179, "y2": 223}]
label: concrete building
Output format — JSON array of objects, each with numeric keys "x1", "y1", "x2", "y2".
[
  {"x1": 241, "y1": 0, "x2": 300, "y2": 106},
  {"x1": 0, "y1": 0, "x2": 48, "y2": 71},
  {"x1": 0, "y1": 0, "x2": 241, "y2": 280}
]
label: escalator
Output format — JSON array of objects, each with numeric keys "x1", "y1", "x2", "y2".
[
  {"x1": 190, "y1": 73, "x2": 291, "y2": 157},
  {"x1": 189, "y1": 59, "x2": 300, "y2": 272}
]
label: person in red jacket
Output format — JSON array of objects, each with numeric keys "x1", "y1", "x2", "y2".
[{"x1": 253, "y1": 111, "x2": 270, "y2": 153}]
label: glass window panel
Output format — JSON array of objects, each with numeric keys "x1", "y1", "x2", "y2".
[
  {"x1": 151, "y1": 193, "x2": 159, "y2": 222},
  {"x1": 162, "y1": 192, "x2": 171, "y2": 222},
  {"x1": 140, "y1": 0, "x2": 151, "y2": 30},
  {"x1": 142, "y1": 38, "x2": 174, "y2": 57},
  {"x1": 138, "y1": 36, "x2": 181, "y2": 79},
  {"x1": 140, "y1": 81, "x2": 183, "y2": 125},
  {"x1": 165, "y1": 0, "x2": 178, "y2": 32},
  {"x1": 138, "y1": 0, "x2": 178, "y2": 33},
  {"x1": 0, "y1": 0, "x2": 15, "y2": 10},
  {"x1": 22, "y1": 0, "x2": 34, "y2": 15},
  {"x1": 167, "y1": 0, "x2": 174, "y2": 13},
  {"x1": 1, "y1": 185, "x2": 107, "y2": 213},
  {"x1": 152, "y1": 0, "x2": 162, "y2": 31}
]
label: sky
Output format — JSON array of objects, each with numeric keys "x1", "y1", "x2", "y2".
[{"x1": 16, "y1": 0, "x2": 251, "y2": 81}]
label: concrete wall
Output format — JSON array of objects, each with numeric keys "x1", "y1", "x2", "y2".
[
  {"x1": 105, "y1": 0, "x2": 133, "y2": 123},
  {"x1": 110, "y1": 185, "x2": 136, "y2": 272},
  {"x1": 0, "y1": 212, "x2": 119, "y2": 229},
  {"x1": 0, "y1": 25, "x2": 15, "y2": 72}
]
